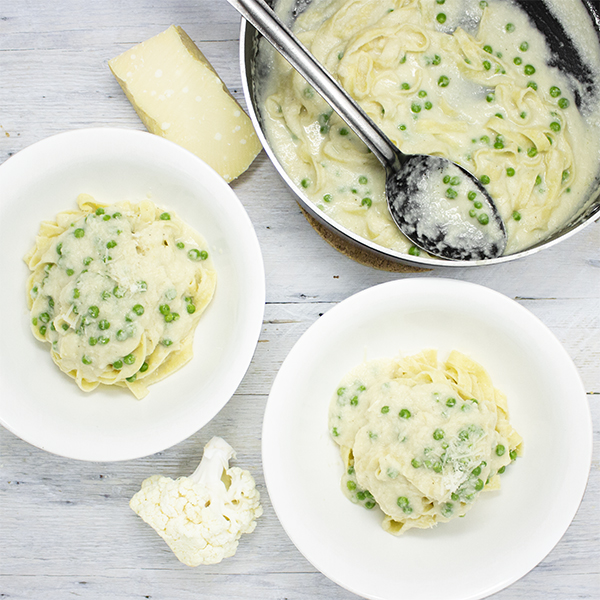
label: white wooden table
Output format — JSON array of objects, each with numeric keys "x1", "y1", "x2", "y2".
[{"x1": 1, "y1": 1, "x2": 598, "y2": 598}]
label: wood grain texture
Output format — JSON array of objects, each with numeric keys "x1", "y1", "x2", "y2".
[{"x1": 0, "y1": 1, "x2": 599, "y2": 599}]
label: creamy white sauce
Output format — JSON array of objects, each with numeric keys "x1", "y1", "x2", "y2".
[
  {"x1": 26, "y1": 195, "x2": 216, "y2": 398},
  {"x1": 260, "y1": 0, "x2": 600, "y2": 257},
  {"x1": 328, "y1": 350, "x2": 522, "y2": 534}
]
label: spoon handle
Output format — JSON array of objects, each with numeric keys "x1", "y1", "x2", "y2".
[{"x1": 226, "y1": 0, "x2": 400, "y2": 169}]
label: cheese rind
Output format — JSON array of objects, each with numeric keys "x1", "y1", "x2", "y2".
[{"x1": 109, "y1": 25, "x2": 261, "y2": 182}]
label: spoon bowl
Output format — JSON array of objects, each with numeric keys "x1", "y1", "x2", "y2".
[{"x1": 227, "y1": 0, "x2": 507, "y2": 260}]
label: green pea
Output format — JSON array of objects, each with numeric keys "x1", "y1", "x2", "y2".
[
  {"x1": 433, "y1": 428, "x2": 445, "y2": 440},
  {"x1": 446, "y1": 188, "x2": 457, "y2": 199},
  {"x1": 98, "y1": 319, "x2": 110, "y2": 330},
  {"x1": 475, "y1": 478, "x2": 484, "y2": 491},
  {"x1": 524, "y1": 64, "x2": 536, "y2": 75},
  {"x1": 433, "y1": 462, "x2": 443, "y2": 473},
  {"x1": 480, "y1": 175, "x2": 491, "y2": 185},
  {"x1": 411, "y1": 102, "x2": 421, "y2": 113},
  {"x1": 399, "y1": 409, "x2": 411, "y2": 419},
  {"x1": 483, "y1": 60, "x2": 491, "y2": 70},
  {"x1": 132, "y1": 304, "x2": 144, "y2": 316},
  {"x1": 88, "y1": 305, "x2": 99, "y2": 319},
  {"x1": 115, "y1": 329, "x2": 128, "y2": 341},
  {"x1": 520, "y1": 41, "x2": 529, "y2": 51},
  {"x1": 550, "y1": 121, "x2": 561, "y2": 132},
  {"x1": 432, "y1": 54, "x2": 442, "y2": 65},
  {"x1": 102, "y1": 214, "x2": 111, "y2": 221},
  {"x1": 549, "y1": 86, "x2": 562, "y2": 98},
  {"x1": 480, "y1": 135, "x2": 490, "y2": 144},
  {"x1": 123, "y1": 353, "x2": 136, "y2": 365},
  {"x1": 322, "y1": 194, "x2": 332, "y2": 203},
  {"x1": 468, "y1": 191, "x2": 477, "y2": 201},
  {"x1": 61, "y1": 323, "x2": 69, "y2": 331},
  {"x1": 397, "y1": 496, "x2": 412, "y2": 513},
  {"x1": 483, "y1": 45, "x2": 493, "y2": 54},
  {"x1": 486, "y1": 93, "x2": 495, "y2": 103},
  {"x1": 480, "y1": 0, "x2": 488, "y2": 7},
  {"x1": 535, "y1": 174, "x2": 542, "y2": 186},
  {"x1": 411, "y1": 458, "x2": 421, "y2": 468},
  {"x1": 471, "y1": 465, "x2": 482, "y2": 477},
  {"x1": 513, "y1": 56, "x2": 522, "y2": 65},
  {"x1": 350, "y1": 396, "x2": 358, "y2": 406},
  {"x1": 496, "y1": 444, "x2": 506, "y2": 456},
  {"x1": 527, "y1": 147, "x2": 538, "y2": 157},
  {"x1": 436, "y1": 13, "x2": 446, "y2": 24},
  {"x1": 498, "y1": 465, "x2": 506, "y2": 474},
  {"x1": 494, "y1": 138, "x2": 504, "y2": 149},
  {"x1": 159, "y1": 212, "x2": 171, "y2": 221},
  {"x1": 74, "y1": 228, "x2": 85, "y2": 238},
  {"x1": 506, "y1": 22, "x2": 515, "y2": 32},
  {"x1": 300, "y1": 178, "x2": 310, "y2": 189},
  {"x1": 82, "y1": 355, "x2": 92, "y2": 365},
  {"x1": 443, "y1": 175, "x2": 451, "y2": 184},
  {"x1": 98, "y1": 335, "x2": 110, "y2": 345},
  {"x1": 527, "y1": 81, "x2": 538, "y2": 90},
  {"x1": 509, "y1": 449, "x2": 518, "y2": 461},
  {"x1": 436, "y1": 0, "x2": 445, "y2": 3},
  {"x1": 331, "y1": 426, "x2": 339, "y2": 437},
  {"x1": 112, "y1": 360, "x2": 123, "y2": 370},
  {"x1": 424, "y1": 101, "x2": 433, "y2": 110},
  {"x1": 438, "y1": 75, "x2": 450, "y2": 87},
  {"x1": 520, "y1": 111, "x2": 527, "y2": 119},
  {"x1": 185, "y1": 303, "x2": 196, "y2": 314},
  {"x1": 106, "y1": 240, "x2": 117, "y2": 249},
  {"x1": 361, "y1": 197, "x2": 372, "y2": 207},
  {"x1": 558, "y1": 97, "x2": 570, "y2": 109},
  {"x1": 478, "y1": 213, "x2": 489, "y2": 225},
  {"x1": 506, "y1": 167, "x2": 515, "y2": 177},
  {"x1": 39, "y1": 325, "x2": 47, "y2": 335},
  {"x1": 408, "y1": 245, "x2": 420, "y2": 256},
  {"x1": 339, "y1": 127, "x2": 349, "y2": 136},
  {"x1": 126, "y1": 374, "x2": 137, "y2": 382},
  {"x1": 512, "y1": 211, "x2": 522, "y2": 221},
  {"x1": 66, "y1": 268, "x2": 74, "y2": 276},
  {"x1": 446, "y1": 397, "x2": 456, "y2": 407},
  {"x1": 346, "y1": 480, "x2": 357, "y2": 491},
  {"x1": 113, "y1": 286, "x2": 125, "y2": 298},
  {"x1": 88, "y1": 337, "x2": 98, "y2": 346},
  {"x1": 364, "y1": 500, "x2": 376, "y2": 509}
]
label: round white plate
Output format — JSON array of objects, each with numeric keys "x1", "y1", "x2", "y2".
[
  {"x1": 0, "y1": 128, "x2": 265, "y2": 461},
  {"x1": 262, "y1": 278, "x2": 592, "y2": 600}
]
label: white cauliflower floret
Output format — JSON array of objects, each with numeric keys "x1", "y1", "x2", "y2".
[{"x1": 130, "y1": 436, "x2": 262, "y2": 566}]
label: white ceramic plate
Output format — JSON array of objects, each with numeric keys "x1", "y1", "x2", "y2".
[
  {"x1": 0, "y1": 128, "x2": 265, "y2": 461},
  {"x1": 262, "y1": 278, "x2": 592, "y2": 600}
]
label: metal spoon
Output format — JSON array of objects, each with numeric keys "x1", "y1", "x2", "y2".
[{"x1": 227, "y1": 0, "x2": 507, "y2": 260}]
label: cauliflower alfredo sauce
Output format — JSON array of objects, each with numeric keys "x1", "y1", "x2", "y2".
[
  {"x1": 328, "y1": 350, "x2": 523, "y2": 534},
  {"x1": 25, "y1": 194, "x2": 216, "y2": 399},
  {"x1": 262, "y1": 0, "x2": 600, "y2": 257},
  {"x1": 130, "y1": 437, "x2": 262, "y2": 566}
]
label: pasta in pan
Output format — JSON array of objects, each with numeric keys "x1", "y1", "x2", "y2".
[
  {"x1": 262, "y1": 0, "x2": 600, "y2": 256},
  {"x1": 329, "y1": 349, "x2": 523, "y2": 534},
  {"x1": 25, "y1": 194, "x2": 217, "y2": 399}
]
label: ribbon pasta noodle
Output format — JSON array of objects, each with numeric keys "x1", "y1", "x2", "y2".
[
  {"x1": 25, "y1": 194, "x2": 216, "y2": 399},
  {"x1": 262, "y1": 0, "x2": 600, "y2": 255},
  {"x1": 328, "y1": 350, "x2": 523, "y2": 534}
]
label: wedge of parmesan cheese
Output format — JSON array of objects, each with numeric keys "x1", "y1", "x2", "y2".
[{"x1": 109, "y1": 25, "x2": 262, "y2": 182}]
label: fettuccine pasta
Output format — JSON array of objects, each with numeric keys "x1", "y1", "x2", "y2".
[
  {"x1": 25, "y1": 194, "x2": 217, "y2": 399},
  {"x1": 329, "y1": 349, "x2": 522, "y2": 534},
  {"x1": 261, "y1": 0, "x2": 600, "y2": 256}
]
